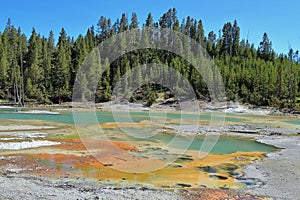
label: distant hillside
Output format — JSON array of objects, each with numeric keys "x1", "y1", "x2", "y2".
[{"x1": 0, "y1": 8, "x2": 299, "y2": 110}]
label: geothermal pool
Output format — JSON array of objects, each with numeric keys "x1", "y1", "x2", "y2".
[{"x1": 0, "y1": 107, "x2": 287, "y2": 188}]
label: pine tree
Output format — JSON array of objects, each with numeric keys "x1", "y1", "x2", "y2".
[
  {"x1": 0, "y1": 34, "x2": 8, "y2": 91},
  {"x1": 129, "y1": 12, "x2": 139, "y2": 30},
  {"x1": 16, "y1": 27, "x2": 27, "y2": 105},
  {"x1": 232, "y1": 20, "x2": 240, "y2": 56},
  {"x1": 25, "y1": 29, "x2": 45, "y2": 101},
  {"x1": 0, "y1": 9, "x2": 299, "y2": 110},
  {"x1": 119, "y1": 13, "x2": 128, "y2": 33},
  {"x1": 259, "y1": 32, "x2": 273, "y2": 61},
  {"x1": 196, "y1": 20, "x2": 205, "y2": 46},
  {"x1": 145, "y1": 13, "x2": 154, "y2": 27},
  {"x1": 52, "y1": 28, "x2": 71, "y2": 102}
]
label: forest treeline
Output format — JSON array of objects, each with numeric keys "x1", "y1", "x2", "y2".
[{"x1": 0, "y1": 8, "x2": 299, "y2": 110}]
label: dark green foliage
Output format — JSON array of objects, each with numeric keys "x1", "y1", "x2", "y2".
[
  {"x1": 0, "y1": 11, "x2": 300, "y2": 110},
  {"x1": 146, "y1": 90, "x2": 157, "y2": 107}
]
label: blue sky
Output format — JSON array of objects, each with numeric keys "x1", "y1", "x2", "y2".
[{"x1": 0, "y1": 0, "x2": 299, "y2": 54}]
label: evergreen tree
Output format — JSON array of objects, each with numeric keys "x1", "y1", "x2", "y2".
[
  {"x1": 232, "y1": 20, "x2": 240, "y2": 56},
  {"x1": 0, "y1": 34, "x2": 8, "y2": 91},
  {"x1": 259, "y1": 32, "x2": 274, "y2": 61},
  {"x1": 0, "y1": 9, "x2": 300, "y2": 110},
  {"x1": 145, "y1": 13, "x2": 154, "y2": 27},
  {"x1": 196, "y1": 20, "x2": 205, "y2": 45},
  {"x1": 129, "y1": 12, "x2": 139, "y2": 30},
  {"x1": 119, "y1": 13, "x2": 128, "y2": 33},
  {"x1": 52, "y1": 28, "x2": 71, "y2": 102},
  {"x1": 25, "y1": 28, "x2": 45, "y2": 101}
]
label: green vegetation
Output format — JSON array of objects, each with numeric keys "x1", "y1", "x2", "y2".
[{"x1": 0, "y1": 8, "x2": 300, "y2": 110}]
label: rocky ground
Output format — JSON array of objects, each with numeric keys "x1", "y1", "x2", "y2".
[
  {"x1": 0, "y1": 174, "x2": 180, "y2": 200},
  {"x1": 164, "y1": 123, "x2": 300, "y2": 136},
  {"x1": 241, "y1": 135, "x2": 300, "y2": 200},
  {"x1": 0, "y1": 174, "x2": 264, "y2": 200}
]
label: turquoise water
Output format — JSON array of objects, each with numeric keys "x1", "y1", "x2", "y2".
[
  {"x1": 0, "y1": 108, "x2": 278, "y2": 154},
  {"x1": 189, "y1": 135, "x2": 276, "y2": 153},
  {"x1": 0, "y1": 109, "x2": 132, "y2": 124},
  {"x1": 0, "y1": 108, "x2": 243, "y2": 125},
  {"x1": 284, "y1": 120, "x2": 300, "y2": 126},
  {"x1": 113, "y1": 133, "x2": 277, "y2": 153}
]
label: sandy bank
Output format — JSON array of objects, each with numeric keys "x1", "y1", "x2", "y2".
[{"x1": 241, "y1": 135, "x2": 300, "y2": 200}]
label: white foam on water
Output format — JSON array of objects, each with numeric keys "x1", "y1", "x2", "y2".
[
  {"x1": 0, "y1": 140, "x2": 60, "y2": 150},
  {"x1": 17, "y1": 110, "x2": 60, "y2": 115},
  {"x1": 0, "y1": 132, "x2": 47, "y2": 139},
  {"x1": 0, "y1": 125, "x2": 55, "y2": 131}
]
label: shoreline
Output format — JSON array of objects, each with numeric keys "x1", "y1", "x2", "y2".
[
  {"x1": 240, "y1": 134, "x2": 300, "y2": 199},
  {"x1": 2, "y1": 100, "x2": 300, "y2": 117},
  {"x1": 0, "y1": 174, "x2": 264, "y2": 200},
  {"x1": 165, "y1": 124, "x2": 300, "y2": 199}
]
